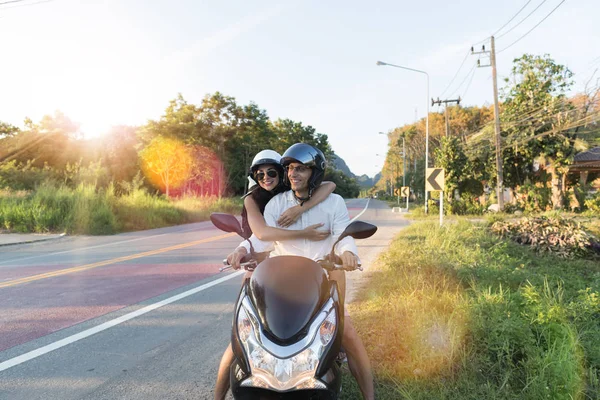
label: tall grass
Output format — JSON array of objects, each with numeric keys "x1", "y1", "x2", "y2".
[
  {"x1": 346, "y1": 221, "x2": 600, "y2": 399},
  {"x1": 0, "y1": 183, "x2": 242, "y2": 234}
]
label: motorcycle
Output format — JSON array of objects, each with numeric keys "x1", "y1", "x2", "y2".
[{"x1": 210, "y1": 213, "x2": 377, "y2": 399}]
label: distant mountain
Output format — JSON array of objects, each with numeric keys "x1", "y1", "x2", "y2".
[
  {"x1": 331, "y1": 153, "x2": 377, "y2": 188},
  {"x1": 331, "y1": 153, "x2": 353, "y2": 176},
  {"x1": 372, "y1": 172, "x2": 381, "y2": 186}
]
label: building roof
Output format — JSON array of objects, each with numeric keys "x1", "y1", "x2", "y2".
[{"x1": 574, "y1": 147, "x2": 600, "y2": 162}]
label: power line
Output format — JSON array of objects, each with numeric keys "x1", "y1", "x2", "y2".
[
  {"x1": 502, "y1": 111, "x2": 600, "y2": 150},
  {"x1": 471, "y1": 37, "x2": 490, "y2": 49},
  {"x1": 461, "y1": 67, "x2": 478, "y2": 99},
  {"x1": 0, "y1": 0, "x2": 27, "y2": 5},
  {"x1": 471, "y1": 80, "x2": 599, "y2": 133},
  {"x1": 449, "y1": 63, "x2": 477, "y2": 98},
  {"x1": 497, "y1": 0, "x2": 550, "y2": 40},
  {"x1": 465, "y1": 110, "x2": 600, "y2": 156},
  {"x1": 439, "y1": 50, "x2": 471, "y2": 98},
  {"x1": 0, "y1": 0, "x2": 52, "y2": 8},
  {"x1": 444, "y1": 2, "x2": 537, "y2": 107},
  {"x1": 463, "y1": 90, "x2": 600, "y2": 154},
  {"x1": 492, "y1": 0, "x2": 533, "y2": 36},
  {"x1": 483, "y1": 81, "x2": 599, "y2": 133},
  {"x1": 498, "y1": 0, "x2": 567, "y2": 53}
]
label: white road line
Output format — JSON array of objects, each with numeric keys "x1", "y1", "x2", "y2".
[
  {"x1": 0, "y1": 200, "x2": 371, "y2": 372},
  {"x1": 0, "y1": 225, "x2": 207, "y2": 266},
  {"x1": 0, "y1": 270, "x2": 245, "y2": 372},
  {"x1": 350, "y1": 198, "x2": 370, "y2": 222}
]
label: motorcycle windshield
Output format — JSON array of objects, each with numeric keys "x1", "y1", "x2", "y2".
[{"x1": 249, "y1": 256, "x2": 329, "y2": 342}]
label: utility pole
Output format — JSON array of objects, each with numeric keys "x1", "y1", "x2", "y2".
[
  {"x1": 389, "y1": 162, "x2": 394, "y2": 197},
  {"x1": 431, "y1": 97, "x2": 461, "y2": 136},
  {"x1": 402, "y1": 136, "x2": 409, "y2": 210},
  {"x1": 471, "y1": 36, "x2": 504, "y2": 210}
]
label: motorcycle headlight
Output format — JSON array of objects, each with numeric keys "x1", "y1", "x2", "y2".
[
  {"x1": 237, "y1": 305, "x2": 253, "y2": 343},
  {"x1": 318, "y1": 308, "x2": 337, "y2": 346},
  {"x1": 238, "y1": 304, "x2": 337, "y2": 391},
  {"x1": 249, "y1": 344, "x2": 322, "y2": 389}
]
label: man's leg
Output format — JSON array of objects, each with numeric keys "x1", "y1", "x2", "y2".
[
  {"x1": 343, "y1": 315, "x2": 375, "y2": 400},
  {"x1": 328, "y1": 270, "x2": 374, "y2": 399},
  {"x1": 214, "y1": 343, "x2": 234, "y2": 400}
]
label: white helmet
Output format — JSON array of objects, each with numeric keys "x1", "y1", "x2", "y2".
[
  {"x1": 250, "y1": 149, "x2": 282, "y2": 173},
  {"x1": 244, "y1": 149, "x2": 284, "y2": 195}
]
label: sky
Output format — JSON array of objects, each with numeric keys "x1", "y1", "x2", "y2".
[{"x1": 1, "y1": 0, "x2": 598, "y2": 178}]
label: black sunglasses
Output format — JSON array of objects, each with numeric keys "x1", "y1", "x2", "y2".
[{"x1": 254, "y1": 169, "x2": 278, "y2": 181}]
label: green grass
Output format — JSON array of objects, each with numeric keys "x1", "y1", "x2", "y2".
[
  {"x1": 0, "y1": 183, "x2": 243, "y2": 234},
  {"x1": 344, "y1": 220, "x2": 600, "y2": 399}
]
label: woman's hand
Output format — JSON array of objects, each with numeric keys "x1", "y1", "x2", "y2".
[
  {"x1": 277, "y1": 205, "x2": 304, "y2": 227},
  {"x1": 302, "y1": 223, "x2": 330, "y2": 241},
  {"x1": 227, "y1": 247, "x2": 248, "y2": 270}
]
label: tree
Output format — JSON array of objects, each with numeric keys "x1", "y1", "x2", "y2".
[
  {"x1": 139, "y1": 136, "x2": 193, "y2": 197},
  {"x1": 0, "y1": 121, "x2": 20, "y2": 139},
  {"x1": 183, "y1": 146, "x2": 224, "y2": 197},
  {"x1": 324, "y1": 168, "x2": 360, "y2": 198},
  {"x1": 100, "y1": 125, "x2": 142, "y2": 185},
  {"x1": 501, "y1": 54, "x2": 577, "y2": 209},
  {"x1": 434, "y1": 136, "x2": 469, "y2": 202},
  {"x1": 0, "y1": 111, "x2": 82, "y2": 170},
  {"x1": 270, "y1": 119, "x2": 333, "y2": 158},
  {"x1": 141, "y1": 93, "x2": 336, "y2": 196}
]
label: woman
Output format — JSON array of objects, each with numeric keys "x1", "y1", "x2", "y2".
[
  {"x1": 240, "y1": 149, "x2": 335, "y2": 243},
  {"x1": 214, "y1": 149, "x2": 335, "y2": 400}
]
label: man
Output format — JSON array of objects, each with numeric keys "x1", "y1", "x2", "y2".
[{"x1": 215, "y1": 143, "x2": 374, "y2": 400}]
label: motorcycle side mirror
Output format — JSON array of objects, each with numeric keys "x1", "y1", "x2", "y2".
[
  {"x1": 339, "y1": 221, "x2": 378, "y2": 240},
  {"x1": 210, "y1": 213, "x2": 247, "y2": 238},
  {"x1": 329, "y1": 221, "x2": 377, "y2": 259}
]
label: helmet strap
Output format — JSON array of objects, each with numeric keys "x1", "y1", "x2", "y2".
[{"x1": 293, "y1": 191, "x2": 310, "y2": 206}]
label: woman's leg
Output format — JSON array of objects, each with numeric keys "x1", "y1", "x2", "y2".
[
  {"x1": 214, "y1": 272, "x2": 252, "y2": 399},
  {"x1": 328, "y1": 269, "x2": 346, "y2": 306},
  {"x1": 214, "y1": 343, "x2": 234, "y2": 400}
]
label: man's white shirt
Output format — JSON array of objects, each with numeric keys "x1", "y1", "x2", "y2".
[{"x1": 241, "y1": 190, "x2": 358, "y2": 261}]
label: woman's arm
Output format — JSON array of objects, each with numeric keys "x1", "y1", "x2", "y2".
[
  {"x1": 277, "y1": 181, "x2": 336, "y2": 227},
  {"x1": 245, "y1": 196, "x2": 329, "y2": 242}
]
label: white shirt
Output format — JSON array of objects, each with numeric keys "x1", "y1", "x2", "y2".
[{"x1": 241, "y1": 190, "x2": 358, "y2": 261}]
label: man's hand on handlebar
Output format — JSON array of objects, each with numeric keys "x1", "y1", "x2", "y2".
[
  {"x1": 227, "y1": 247, "x2": 248, "y2": 270},
  {"x1": 341, "y1": 251, "x2": 360, "y2": 271}
]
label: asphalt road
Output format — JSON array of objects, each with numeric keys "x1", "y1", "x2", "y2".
[{"x1": 0, "y1": 199, "x2": 409, "y2": 400}]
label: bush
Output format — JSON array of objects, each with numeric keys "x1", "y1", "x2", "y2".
[
  {"x1": 0, "y1": 183, "x2": 243, "y2": 234},
  {"x1": 502, "y1": 202, "x2": 524, "y2": 214},
  {"x1": 348, "y1": 221, "x2": 600, "y2": 399},
  {"x1": 491, "y1": 216, "x2": 596, "y2": 258},
  {"x1": 584, "y1": 192, "x2": 600, "y2": 212},
  {"x1": 0, "y1": 160, "x2": 58, "y2": 190},
  {"x1": 516, "y1": 183, "x2": 552, "y2": 212},
  {"x1": 449, "y1": 194, "x2": 486, "y2": 215}
]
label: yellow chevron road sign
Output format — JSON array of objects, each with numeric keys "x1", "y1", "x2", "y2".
[{"x1": 426, "y1": 168, "x2": 445, "y2": 192}]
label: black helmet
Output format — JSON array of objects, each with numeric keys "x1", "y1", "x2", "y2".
[{"x1": 281, "y1": 143, "x2": 327, "y2": 196}]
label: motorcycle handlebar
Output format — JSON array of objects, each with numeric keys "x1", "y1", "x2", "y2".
[
  {"x1": 317, "y1": 259, "x2": 362, "y2": 272},
  {"x1": 220, "y1": 259, "x2": 257, "y2": 272},
  {"x1": 219, "y1": 256, "x2": 362, "y2": 272}
]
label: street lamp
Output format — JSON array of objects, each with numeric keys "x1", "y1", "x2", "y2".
[
  {"x1": 379, "y1": 132, "x2": 406, "y2": 205},
  {"x1": 375, "y1": 152, "x2": 393, "y2": 196},
  {"x1": 376, "y1": 60, "x2": 430, "y2": 213},
  {"x1": 378, "y1": 132, "x2": 394, "y2": 197}
]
